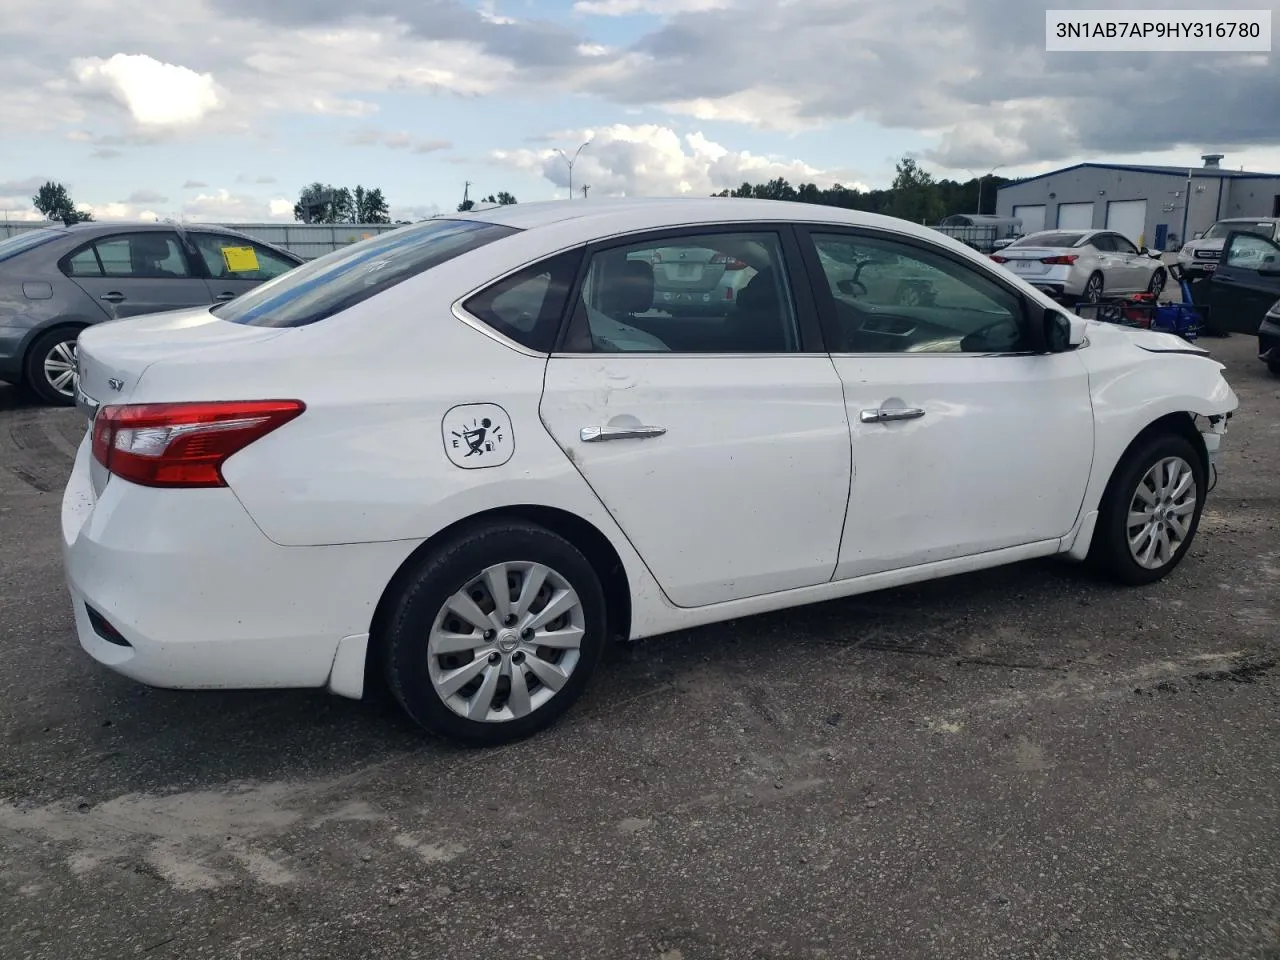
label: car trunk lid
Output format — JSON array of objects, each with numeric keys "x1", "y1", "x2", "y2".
[{"x1": 74, "y1": 307, "x2": 289, "y2": 497}]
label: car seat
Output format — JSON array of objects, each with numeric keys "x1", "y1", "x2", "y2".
[
  {"x1": 733, "y1": 268, "x2": 789, "y2": 352},
  {"x1": 131, "y1": 234, "x2": 180, "y2": 277},
  {"x1": 599, "y1": 259, "x2": 655, "y2": 321}
]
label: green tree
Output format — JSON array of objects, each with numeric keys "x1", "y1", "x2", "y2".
[
  {"x1": 483, "y1": 191, "x2": 518, "y2": 205},
  {"x1": 32, "y1": 181, "x2": 92, "y2": 223},
  {"x1": 457, "y1": 198, "x2": 475, "y2": 212},
  {"x1": 353, "y1": 185, "x2": 390, "y2": 223},
  {"x1": 885, "y1": 157, "x2": 944, "y2": 224}
]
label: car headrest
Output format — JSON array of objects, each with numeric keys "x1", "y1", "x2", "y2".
[
  {"x1": 131, "y1": 234, "x2": 173, "y2": 260},
  {"x1": 601, "y1": 259, "x2": 654, "y2": 316},
  {"x1": 736, "y1": 267, "x2": 778, "y2": 313}
]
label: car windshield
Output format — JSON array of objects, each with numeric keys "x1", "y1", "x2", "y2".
[
  {"x1": 1203, "y1": 221, "x2": 1277, "y2": 240},
  {"x1": 1011, "y1": 232, "x2": 1084, "y2": 248},
  {"x1": 212, "y1": 218, "x2": 518, "y2": 327},
  {"x1": 0, "y1": 227, "x2": 63, "y2": 263}
]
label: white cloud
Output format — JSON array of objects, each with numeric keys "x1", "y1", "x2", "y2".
[
  {"x1": 72, "y1": 53, "x2": 221, "y2": 127},
  {"x1": 122, "y1": 189, "x2": 169, "y2": 204},
  {"x1": 79, "y1": 201, "x2": 159, "y2": 221},
  {"x1": 494, "y1": 123, "x2": 867, "y2": 198},
  {"x1": 574, "y1": 0, "x2": 732, "y2": 15},
  {"x1": 181, "y1": 189, "x2": 294, "y2": 222},
  {"x1": 0, "y1": 198, "x2": 46, "y2": 221}
]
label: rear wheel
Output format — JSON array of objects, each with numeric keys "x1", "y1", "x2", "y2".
[
  {"x1": 22, "y1": 327, "x2": 81, "y2": 407},
  {"x1": 382, "y1": 520, "x2": 607, "y2": 745},
  {"x1": 1088, "y1": 432, "x2": 1206, "y2": 586}
]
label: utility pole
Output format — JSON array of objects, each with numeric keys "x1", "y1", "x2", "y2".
[
  {"x1": 555, "y1": 139, "x2": 592, "y2": 200},
  {"x1": 965, "y1": 165, "x2": 1004, "y2": 215},
  {"x1": 581, "y1": 185, "x2": 590, "y2": 200}
]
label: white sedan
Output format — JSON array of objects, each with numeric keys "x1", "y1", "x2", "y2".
[
  {"x1": 63, "y1": 198, "x2": 1238, "y2": 745},
  {"x1": 991, "y1": 228, "x2": 1168, "y2": 302}
]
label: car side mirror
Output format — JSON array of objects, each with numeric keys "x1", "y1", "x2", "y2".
[
  {"x1": 1193, "y1": 232, "x2": 1204, "y2": 240},
  {"x1": 1043, "y1": 308, "x2": 1085, "y2": 352}
]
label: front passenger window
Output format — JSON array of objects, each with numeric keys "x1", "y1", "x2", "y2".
[
  {"x1": 810, "y1": 232, "x2": 1029, "y2": 354},
  {"x1": 1225, "y1": 233, "x2": 1280, "y2": 270}
]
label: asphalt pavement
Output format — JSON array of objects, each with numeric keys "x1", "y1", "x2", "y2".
[{"x1": 1, "y1": 336, "x2": 1277, "y2": 960}]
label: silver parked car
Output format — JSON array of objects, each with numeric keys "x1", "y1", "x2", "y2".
[
  {"x1": 990, "y1": 228, "x2": 1167, "y2": 303},
  {"x1": 1177, "y1": 217, "x2": 1280, "y2": 281},
  {"x1": 0, "y1": 222, "x2": 302, "y2": 405}
]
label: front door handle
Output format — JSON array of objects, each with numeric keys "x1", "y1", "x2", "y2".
[
  {"x1": 580, "y1": 425, "x2": 666, "y2": 442},
  {"x1": 213, "y1": 292, "x2": 238, "y2": 302},
  {"x1": 860, "y1": 406, "x2": 925, "y2": 424},
  {"x1": 100, "y1": 292, "x2": 126, "y2": 303}
]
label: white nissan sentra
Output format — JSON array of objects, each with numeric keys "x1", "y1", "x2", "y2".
[{"x1": 62, "y1": 198, "x2": 1238, "y2": 745}]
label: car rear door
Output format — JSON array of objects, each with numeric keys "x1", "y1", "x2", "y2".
[
  {"x1": 797, "y1": 226, "x2": 1094, "y2": 579},
  {"x1": 538, "y1": 224, "x2": 852, "y2": 608},
  {"x1": 1208, "y1": 231, "x2": 1280, "y2": 335},
  {"x1": 62, "y1": 230, "x2": 212, "y2": 318},
  {"x1": 187, "y1": 232, "x2": 301, "y2": 304}
]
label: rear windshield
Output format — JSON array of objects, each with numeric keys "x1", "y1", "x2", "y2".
[
  {"x1": 212, "y1": 218, "x2": 518, "y2": 327},
  {"x1": 1011, "y1": 232, "x2": 1084, "y2": 248},
  {"x1": 0, "y1": 228, "x2": 63, "y2": 263},
  {"x1": 1203, "y1": 221, "x2": 1277, "y2": 240}
]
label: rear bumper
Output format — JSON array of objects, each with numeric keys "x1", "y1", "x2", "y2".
[{"x1": 60, "y1": 434, "x2": 413, "y2": 695}]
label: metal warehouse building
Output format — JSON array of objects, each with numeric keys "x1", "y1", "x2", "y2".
[{"x1": 994, "y1": 154, "x2": 1280, "y2": 252}]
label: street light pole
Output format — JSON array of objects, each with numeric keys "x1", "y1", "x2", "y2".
[
  {"x1": 966, "y1": 165, "x2": 1004, "y2": 214},
  {"x1": 555, "y1": 139, "x2": 592, "y2": 200}
]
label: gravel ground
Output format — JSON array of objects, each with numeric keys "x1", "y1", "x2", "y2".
[{"x1": 0, "y1": 335, "x2": 1277, "y2": 960}]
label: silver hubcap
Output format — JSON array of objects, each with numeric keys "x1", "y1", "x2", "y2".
[
  {"x1": 427, "y1": 562, "x2": 585, "y2": 723},
  {"x1": 1127, "y1": 456, "x2": 1197, "y2": 569},
  {"x1": 1085, "y1": 277, "x2": 1102, "y2": 301},
  {"x1": 43, "y1": 339, "x2": 79, "y2": 397}
]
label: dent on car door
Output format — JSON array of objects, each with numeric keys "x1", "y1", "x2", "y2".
[
  {"x1": 1209, "y1": 231, "x2": 1280, "y2": 335},
  {"x1": 799, "y1": 227, "x2": 1094, "y2": 579},
  {"x1": 536, "y1": 225, "x2": 853, "y2": 608},
  {"x1": 62, "y1": 231, "x2": 212, "y2": 318},
  {"x1": 189, "y1": 233, "x2": 299, "y2": 303}
]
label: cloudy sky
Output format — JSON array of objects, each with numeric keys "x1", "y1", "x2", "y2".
[{"x1": 1, "y1": 0, "x2": 1276, "y2": 222}]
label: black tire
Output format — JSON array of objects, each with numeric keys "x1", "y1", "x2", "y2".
[
  {"x1": 1147, "y1": 268, "x2": 1166, "y2": 297},
  {"x1": 1087, "y1": 431, "x2": 1206, "y2": 586},
  {"x1": 1082, "y1": 272, "x2": 1104, "y2": 303},
  {"x1": 382, "y1": 520, "x2": 607, "y2": 746},
  {"x1": 1267, "y1": 360, "x2": 1280, "y2": 377},
  {"x1": 22, "y1": 327, "x2": 81, "y2": 407}
]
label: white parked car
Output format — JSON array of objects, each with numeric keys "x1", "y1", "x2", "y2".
[
  {"x1": 991, "y1": 228, "x2": 1167, "y2": 302},
  {"x1": 62, "y1": 198, "x2": 1238, "y2": 745}
]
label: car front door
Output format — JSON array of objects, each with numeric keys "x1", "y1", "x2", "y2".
[
  {"x1": 1109, "y1": 233, "x2": 1150, "y2": 291},
  {"x1": 798, "y1": 227, "x2": 1095, "y2": 580},
  {"x1": 61, "y1": 231, "x2": 212, "y2": 318},
  {"x1": 538, "y1": 225, "x2": 852, "y2": 608},
  {"x1": 187, "y1": 232, "x2": 300, "y2": 304},
  {"x1": 1208, "y1": 231, "x2": 1280, "y2": 335}
]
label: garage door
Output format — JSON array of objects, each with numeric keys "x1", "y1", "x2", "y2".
[
  {"x1": 1106, "y1": 199, "x2": 1148, "y2": 247},
  {"x1": 1057, "y1": 202, "x2": 1095, "y2": 230},
  {"x1": 1012, "y1": 204, "x2": 1045, "y2": 234}
]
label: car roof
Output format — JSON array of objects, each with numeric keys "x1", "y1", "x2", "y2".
[{"x1": 450, "y1": 196, "x2": 960, "y2": 246}]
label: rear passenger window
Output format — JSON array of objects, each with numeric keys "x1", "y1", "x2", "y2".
[{"x1": 462, "y1": 249, "x2": 583, "y2": 353}]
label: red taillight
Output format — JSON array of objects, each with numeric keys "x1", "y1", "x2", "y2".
[
  {"x1": 990, "y1": 255, "x2": 1009, "y2": 263},
  {"x1": 1040, "y1": 255, "x2": 1078, "y2": 265},
  {"x1": 710, "y1": 253, "x2": 748, "y2": 270},
  {"x1": 91, "y1": 399, "x2": 305, "y2": 488}
]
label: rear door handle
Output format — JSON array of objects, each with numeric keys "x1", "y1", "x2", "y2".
[
  {"x1": 580, "y1": 425, "x2": 666, "y2": 442},
  {"x1": 860, "y1": 407, "x2": 925, "y2": 424},
  {"x1": 213, "y1": 292, "x2": 238, "y2": 301},
  {"x1": 100, "y1": 292, "x2": 126, "y2": 303}
]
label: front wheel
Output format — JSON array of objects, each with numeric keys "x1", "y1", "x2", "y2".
[
  {"x1": 382, "y1": 520, "x2": 607, "y2": 745},
  {"x1": 1082, "y1": 272, "x2": 1104, "y2": 304},
  {"x1": 1088, "y1": 432, "x2": 1206, "y2": 586},
  {"x1": 1267, "y1": 359, "x2": 1280, "y2": 377},
  {"x1": 1147, "y1": 268, "x2": 1166, "y2": 297},
  {"x1": 23, "y1": 327, "x2": 81, "y2": 406}
]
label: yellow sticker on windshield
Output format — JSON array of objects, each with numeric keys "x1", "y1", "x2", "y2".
[{"x1": 222, "y1": 246, "x2": 259, "y2": 273}]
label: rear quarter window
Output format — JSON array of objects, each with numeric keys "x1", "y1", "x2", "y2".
[
  {"x1": 461, "y1": 249, "x2": 584, "y2": 352},
  {"x1": 212, "y1": 219, "x2": 518, "y2": 327}
]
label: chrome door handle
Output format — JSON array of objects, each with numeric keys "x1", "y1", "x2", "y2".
[
  {"x1": 100, "y1": 292, "x2": 126, "y2": 303},
  {"x1": 213, "y1": 292, "x2": 237, "y2": 301},
  {"x1": 580, "y1": 425, "x2": 666, "y2": 442},
  {"x1": 860, "y1": 407, "x2": 925, "y2": 424}
]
